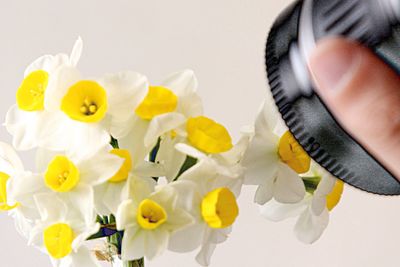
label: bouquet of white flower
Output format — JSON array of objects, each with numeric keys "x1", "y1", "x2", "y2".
[{"x1": 0, "y1": 38, "x2": 344, "y2": 267}]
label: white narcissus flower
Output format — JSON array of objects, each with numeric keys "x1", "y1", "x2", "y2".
[
  {"x1": 116, "y1": 176, "x2": 194, "y2": 261},
  {"x1": 115, "y1": 70, "x2": 203, "y2": 165},
  {"x1": 157, "y1": 114, "x2": 244, "y2": 183},
  {"x1": 29, "y1": 193, "x2": 100, "y2": 267},
  {"x1": 39, "y1": 66, "x2": 148, "y2": 160},
  {"x1": 242, "y1": 99, "x2": 308, "y2": 205},
  {"x1": 168, "y1": 160, "x2": 240, "y2": 266},
  {"x1": 0, "y1": 142, "x2": 41, "y2": 238},
  {"x1": 93, "y1": 147, "x2": 164, "y2": 216},
  {"x1": 5, "y1": 38, "x2": 82, "y2": 151},
  {"x1": 260, "y1": 162, "x2": 345, "y2": 244},
  {"x1": 172, "y1": 128, "x2": 251, "y2": 194},
  {"x1": 11, "y1": 148, "x2": 123, "y2": 225}
]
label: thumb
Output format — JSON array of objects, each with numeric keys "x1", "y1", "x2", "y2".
[{"x1": 309, "y1": 38, "x2": 400, "y2": 179}]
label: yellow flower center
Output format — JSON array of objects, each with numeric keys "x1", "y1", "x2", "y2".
[
  {"x1": 278, "y1": 131, "x2": 311, "y2": 174},
  {"x1": 186, "y1": 116, "x2": 233, "y2": 154},
  {"x1": 108, "y1": 149, "x2": 133, "y2": 183},
  {"x1": 16, "y1": 70, "x2": 49, "y2": 111},
  {"x1": 43, "y1": 223, "x2": 74, "y2": 259},
  {"x1": 61, "y1": 80, "x2": 108, "y2": 123},
  {"x1": 326, "y1": 179, "x2": 344, "y2": 211},
  {"x1": 0, "y1": 172, "x2": 18, "y2": 211},
  {"x1": 201, "y1": 187, "x2": 239, "y2": 229},
  {"x1": 44, "y1": 156, "x2": 80, "y2": 192},
  {"x1": 135, "y1": 86, "x2": 178, "y2": 120},
  {"x1": 137, "y1": 199, "x2": 167, "y2": 230}
]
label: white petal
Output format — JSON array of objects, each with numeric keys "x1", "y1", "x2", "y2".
[
  {"x1": 254, "y1": 181, "x2": 274, "y2": 205},
  {"x1": 54, "y1": 257, "x2": 66, "y2": 267},
  {"x1": 116, "y1": 199, "x2": 137, "y2": 231},
  {"x1": 274, "y1": 164, "x2": 306, "y2": 204},
  {"x1": 69, "y1": 37, "x2": 83, "y2": 67},
  {"x1": 0, "y1": 142, "x2": 24, "y2": 174},
  {"x1": 102, "y1": 71, "x2": 148, "y2": 123},
  {"x1": 45, "y1": 66, "x2": 81, "y2": 112},
  {"x1": 168, "y1": 223, "x2": 204, "y2": 252},
  {"x1": 214, "y1": 162, "x2": 241, "y2": 179},
  {"x1": 259, "y1": 198, "x2": 308, "y2": 222},
  {"x1": 28, "y1": 223, "x2": 46, "y2": 247},
  {"x1": 165, "y1": 207, "x2": 194, "y2": 233},
  {"x1": 256, "y1": 98, "x2": 278, "y2": 134},
  {"x1": 24, "y1": 54, "x2": 68, "y2": 77},
  {"x1": 78, "y1": 151, "x2": 124, "y2": 186},
  {"x1": 156, "y1": 136, "x2": 186, "y2": 181},
  {"x1": 102, "y1": 182, "x2": 126, "y2": 215},
  {"x1": 310, "y1": 195, "x2": 328, "y2": 217},
  {"x1": 178, "y1": 93, "x2": 203, "y2": 118},
  {"x1": 313, "y1": 175, "x2": 336, "y2": 198},
  {"x1": 35, "y1": 148, "x2": 61, "y2": 173},
  {"x1": 127, "y1": 176, "x2": 156, "y2": 204},
  {"x1": 195, "y1": 229, "x2": 216, "y2": 267},
  {"x1": 133, "y1": 161, "x2": 165, "y2": 178},
  {"x1": 118, "y1": 117, "x2": 150, "y2": 165},
  {"x1": 36, "y1": 112, "x2": 76, "y2": 151},
  {"x1": 175, "y1": 143, "x2": 207, "y2": 160},
  {"x1": 214, "y1": 174, "x2": 244, "y2": 197},
  {"x1": 70, "y1": 246, "x2": 100, "y2": 267},
  {"x1": 145, "y1": 229, "x2": 169, "y2": 260},
  {"x1": 294, "y1": 207, "x2": 329, "y2": 244},
  {"x1": 209, "y1": 228, "x2": 231, "y2": 244},
  {"x1": 177, "y1": 160, "x2": 216, "y2": 195},
  {"x1": 196, "y1": 242, "x2": 217, "y2": 267},
  {"x1": 71, "y1": 223, "x2": 100, "y2": 251},
  {"x1": 5, "y1": 106, "x2": 76, "y2": 152},
  {"x1": 144, "y1": 112, "x2": 186, "y2": 148},
  {"x1": 65, "y1": 121, "x2": 111, "y2": 161},
  {"x1": 11, "y1": 210, "x2": 34, "y2": 239},
  {"x1": 65, "y1": 184, "x2": 96, "y2": 225},
  {"x1": 161, "y1": 69, "x2": 198, "y2": 97},
  {"x1": 34, "y1": 193, "x2": 67, "y2": 222},
  {"x1": 169, "y1": 180, "x2": 201, "y2": 213},
  {"x1": 110, "y1": 116, "x2": 135, "y2": 140},
  {"x1": 93, "y1": 185, "x2": 109, "y2": 215},
  {"x1": 8, "y1": 172, "x2": 46, "y2": 202},
  {"x1": 5, "y1": 106, "x2": 42, "y2": 150},
  {"x1": 242, "y1": 134, "x2": 279, "y2": 185},
  {"x1": 219, "y1": 133, "x2": 251, "y2": 165},
  {"x1": 150, "y1": 185, "x2": 176, "y2": 209},
  {"x1": 310, "y1": 165, "x2": 338, "y2": 217},
  {"x1": 121, "y1": 227, "x2": 144, "y2": 261},
  {"x1": 24, "y1": 55, "x2": 54, "y2": 76}
]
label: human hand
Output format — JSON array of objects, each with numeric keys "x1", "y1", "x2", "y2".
[{"x1": 308, "y1": 38, "x2": 400, "y2": 179}]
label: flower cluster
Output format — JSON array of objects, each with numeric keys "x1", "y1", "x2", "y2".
[
  {"x1": 243, "y1": 98, "x2": 344, "y2": 244},
  {"x1": 0, "y1": 38, "x2": 344, "y2": 267}
]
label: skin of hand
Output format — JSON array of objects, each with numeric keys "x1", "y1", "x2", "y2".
[{"x1": 308, "y1": 38, "x2": 400, "y2": 180}]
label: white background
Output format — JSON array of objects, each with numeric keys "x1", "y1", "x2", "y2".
[{"x1": 1, "y1": 1, "x2": 400, "y2": 267}]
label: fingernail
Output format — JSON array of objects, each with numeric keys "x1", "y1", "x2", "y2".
[{"x1": 309, "y1": 39, "x2": 361, "y2": 91}]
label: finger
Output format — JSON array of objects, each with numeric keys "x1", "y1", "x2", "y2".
[{"x1": 308, "y1": 38, "x2": 400, "y2": 179}]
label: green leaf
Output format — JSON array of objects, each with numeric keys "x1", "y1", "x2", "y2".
[
  {"x1": 174, "y1": 156, "x2": 197, "y2": 181},
  {"x1": 110, "y1": 136, "x2": 119, "y2": 149},
  {"x1": 302, "y1": 176, "x2": 321, "y2": 194}
]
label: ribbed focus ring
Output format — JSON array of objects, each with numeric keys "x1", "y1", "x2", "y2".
[{"x1": 312, "y1": 0, "x2": 391, "y2": 46}]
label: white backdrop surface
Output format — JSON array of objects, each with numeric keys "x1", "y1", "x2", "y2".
[{"x1": 0, "y1": 1, "x2": 399, "y2": 267}]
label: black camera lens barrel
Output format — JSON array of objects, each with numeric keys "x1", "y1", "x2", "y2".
[{"x1": 266, "y1": 0, "x2": 400, "y2": 195}]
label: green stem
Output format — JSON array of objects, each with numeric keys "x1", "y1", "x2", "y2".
[
  {"x1": 122, "y1": 258, "x2": 144, "y2": 267},
  {"x1": 174, "y1": 156, "x2": 197, "y2": 181},
  {"x1": 149, "y1": 137, "x2": 161, "y2": 163},
  {"x1": 110, "y1": 136, "x2": 120, "y2": 149},
  {"x1": 302, "y1": 176, "x2": 321, "y2": 194}
]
